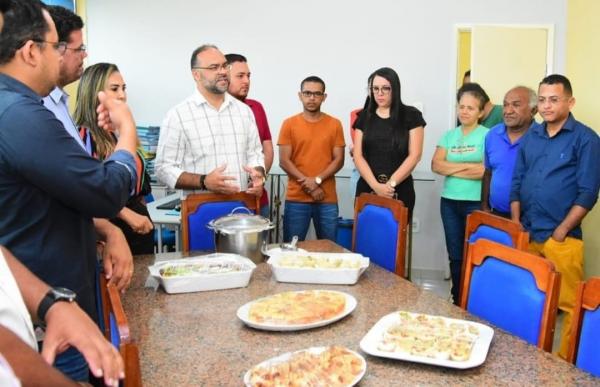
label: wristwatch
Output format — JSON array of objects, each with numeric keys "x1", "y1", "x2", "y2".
[
  {"x1": 315, "y1": 176, "x2": 322, "y2": 185},
  {"x1": 37, "y1": 287, "x2": 77, "y2": 324},
  {"x1": 199, "y1": 174, "x2": 206, "y2": 190},
  {"x1": 389, "y1": 179, "x2": 397, "y2": 188}
]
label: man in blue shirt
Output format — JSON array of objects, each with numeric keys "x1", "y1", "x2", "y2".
[
  {"x1": 510, "y1": 74, "x2": 600, "y2": 359},
  {"x1": 482, "y1": 86, "x2": 538, "y2": 217},
  {"x1": 0, "y1": 0, "x2": 138, "y2": 381}
]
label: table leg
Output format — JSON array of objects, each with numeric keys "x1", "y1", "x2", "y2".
[
  {"x1": 406, "y1": 223, "x2": 413, "y2": 281},
  {"x1": 157, "y1": 224, "x2": 163, "y2": 253}
]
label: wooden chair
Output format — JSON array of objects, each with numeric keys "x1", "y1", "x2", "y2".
[
  {"x1": 460, "y1": 210, "x2": 529, "y2": 299},
  {"x1": 460, "y1": 239, "x2": 560, "y2": 351},
  {"x1": 567, "y1": 277, "x2": 600, "y2": 377},
  {"x1": 181, "y1": 192, "x2": 260, "y2": 252},
  {"x1": 352, "y1": 193, "x2": 408, "y2": 277},
  {"x1": 99, "y1": 276, "x2": 142, "y2": 387}
]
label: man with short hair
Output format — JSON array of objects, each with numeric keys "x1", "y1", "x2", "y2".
[
  {"x1": 42, "y1": 5, "x2": 89, "y2": 152},
  {"x1": 44, "y1": 5, "x2": 140, "y2": 273},
  {"x1": 482, "y1": 86, "x2": 538, "y2": 217},
  {"x1": 155, "y1": 44, "x2": 265, "y2": 196},
  {"x1": 511, "y1": 74, "x2": 600, "y2": 359},
  {"x1": 278, "y1": 76, "x2": 345, "y2": 242},
  {"x1": 225, "y1": 53, "x2": 273, "y2": 218},
  {"x1": 0, "y1": 0, "x2": 138, "y2": 380}
]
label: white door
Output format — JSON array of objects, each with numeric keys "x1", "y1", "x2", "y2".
[{"x1": 470, "y1": 25, "x2": 551, "y2": 104}]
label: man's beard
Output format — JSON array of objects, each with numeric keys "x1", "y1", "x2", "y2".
[{"x1": 204, "y1": 76, "x2": 229, "y2": 94}]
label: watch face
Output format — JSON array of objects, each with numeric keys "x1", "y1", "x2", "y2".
[
  {"x1": 52, "y1": 287, "x2": 77, "y2": 301},
  {"x1": 315, "y1": 177, "x2": 322, "y2": 185}
]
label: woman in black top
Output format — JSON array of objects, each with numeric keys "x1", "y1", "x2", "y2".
[{"x1": 353, "y1": 67, "x2": 426, "y2": 217}]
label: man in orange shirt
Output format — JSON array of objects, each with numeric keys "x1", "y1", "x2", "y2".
[{"x1": 278, "y1": 76, "x2": 345, "y2": 242}]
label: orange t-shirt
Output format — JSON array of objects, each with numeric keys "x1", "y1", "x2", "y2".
[{"x1": 278, "y1": 113, "x2": 345, "y2": 203}]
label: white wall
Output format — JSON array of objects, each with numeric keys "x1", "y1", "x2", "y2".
[{"x1": 86, "y1": 0, "x2": 567, "y2": 274}]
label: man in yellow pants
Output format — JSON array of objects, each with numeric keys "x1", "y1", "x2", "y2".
[{"x1": 510, "y1": 74, "x2": 600, "y2": 359}]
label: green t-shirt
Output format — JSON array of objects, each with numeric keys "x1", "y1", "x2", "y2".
[
  {"x1": 437, "y1": 125, "x2": 489, "y2": 201},
  {"x1": 481, "y1": 105, "x2": 503, "y2": 128}
]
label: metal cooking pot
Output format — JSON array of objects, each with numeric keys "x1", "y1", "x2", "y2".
[{"x1": 207, "y1": 207, "x2": 274, "y2": 264}]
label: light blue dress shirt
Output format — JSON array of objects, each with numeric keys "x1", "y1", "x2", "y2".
[{"x1": 42, "y1": 86, "x2": 92, "y2": 155}]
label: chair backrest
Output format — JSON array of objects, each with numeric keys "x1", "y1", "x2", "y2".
[
  {"x1": 567, "y1": 277, "x2": 600, "y2": 377},
  {"x1": 460, "y1": 210, "x2": 529, "y2": 299},
  {"x1": 181, "y1": 192, "x2": 260, "y2": 252},
  {"x1": 460, "y1": 239, "x2": 560, "y2": 351},
  {"x1": 465, "y1": 210, "x2": 529, "y2": 249},
  {"x1": 352, "y1": 193, "x2": 408, "y2": 277},
  {"x1": 99, "y1": 275, "x2": 143, "y2": 387}
]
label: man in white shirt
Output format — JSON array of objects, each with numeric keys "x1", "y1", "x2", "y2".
[
  {"x1": 0, "y1": 245, "x2": 124, "y2": 386},
  {"x1": 155, "y1": 44, "x2": 265, "y2": 195}
]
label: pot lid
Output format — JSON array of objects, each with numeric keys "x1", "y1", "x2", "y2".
[{"x1": 211, "y1": 213, "x2": 272, "y2": 233}]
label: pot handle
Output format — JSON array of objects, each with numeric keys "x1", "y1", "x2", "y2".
[{"x1": 230, "y1": 206, "x2": 253, "y2": 215}]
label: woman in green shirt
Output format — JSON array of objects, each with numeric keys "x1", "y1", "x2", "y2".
[{"x1": 431, "y1": 85, "x2": 489, "y2": 305}]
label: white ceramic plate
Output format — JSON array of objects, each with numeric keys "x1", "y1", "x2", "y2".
[
  {"x1": 147, "y1": 253, "x2": 255, "y2": 294},
  {"x1": 237, "y1": 290, "x2": 357, "y2": 331},
  {"x1": 243, "y1": 346, "x2": 366, "y2": 387},
  {"x1": 267, "y1": 252, "x2": 369, "y2": 285},
  {"x1": 359, "y1": 311, "x2": 494, "y2": 369}
]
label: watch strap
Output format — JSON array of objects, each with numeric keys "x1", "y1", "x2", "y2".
[{"x1": 37, "y1": 289, "x2": 57, "y2": 323}]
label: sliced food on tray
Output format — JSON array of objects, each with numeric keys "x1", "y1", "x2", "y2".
[
  {"x1": 359, "y1": 310, "x2": 494, "y2": 369},
  {"x1": 249, "y1": 290, "x2": 346, "y2": 325},
  {"x1": 159, "y1": 261, "x2": 246, "y2": 277},
  {"x1": 245, "y1": 346, "x2": 366, "y2": 387},
  {"x1": 148, "y1": 253, "x2": 256, "y2": 294},
  {"x1": 267, "y1": 252, "x2": 369, "y2": 285},
  {"x1": 277, "y1": 254, "x2": 363, "y2": 269},
  {"x1": 377, "y1": 311, "x2": 480, "y2": 361},
  {"x1": 237, "y1": 290, "x2": 357, "y2": 331}
]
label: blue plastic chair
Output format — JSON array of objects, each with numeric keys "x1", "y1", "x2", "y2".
[
  {"x1": 460, "y1": 210, "x2": 529, "y2": 299},
  {"x1": 181, "y1": 193, "x2": 259, "y2": 252},
  {"x1": 145, "y1": 193, "x2": 176, "y2": 251},
  {"x1": 461, "y1": 239, "x2": 560, "y2": 351},
  {"x1": 568, "y1": 277, "x2": 600, "y2": 377},
  {"x1": 352, "y1": 193, "x2": 408, "y2": 277}
]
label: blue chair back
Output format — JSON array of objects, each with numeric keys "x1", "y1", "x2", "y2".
[
  {"x1": 468, "y1": 225, "x2": 514, "y2": 247},
  {"x1": 355, "y1": 204, "x2": 399, "y2": 273},
  {"x1": 467, "y1": 257, "x2": 545, "y2": 345},
  {"x1": 353, "y1": 193, "x2": 408, "y2": 277},
  {"x1": 575, "y1": 304, "x2": 600, "y2": 376},
  {"x1": 188, "y1": 201, "x2": 246, "y2": 251},
  {"x1": 462, "y1": 239, "x2": 560, "y2": 351}
]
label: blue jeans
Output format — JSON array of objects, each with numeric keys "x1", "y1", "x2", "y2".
[
  {"x1": 283, "y1": 201, "x2": 338, "y2": 242},
  {"x1": 440, "y1": 197, "x2": 481, "y2": 305},
  {"x1": 259, "y1": 204, "x2": 270, "y2": 219},
  {"x1": 42, "y1": 344, "x2": 89, "y2": 382}
]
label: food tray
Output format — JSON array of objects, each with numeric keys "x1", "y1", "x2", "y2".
[
  {"x1": 147, "y1": 253, "x2": 255, "y2": 294},
  {"x1": 359, "y1": 311, "x2": 494, "y2": 369},
  {"x1": 267, "y1": 252, "x2": 369, "y2": 285},
  {"x1": 237, "y1": 290, "x2": 357, "y2": 331},
  {"x1": 243, "y1": 346, "x2": 366, "y2": 387}
]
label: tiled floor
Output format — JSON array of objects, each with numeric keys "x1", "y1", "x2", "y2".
[{"x1": 411, "y1": 272, "x2": 452, "y2": 302}]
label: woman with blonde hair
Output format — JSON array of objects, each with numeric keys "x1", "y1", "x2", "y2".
[{"x1": 74, "y1": 63, "x2": 154, "y2": 254}]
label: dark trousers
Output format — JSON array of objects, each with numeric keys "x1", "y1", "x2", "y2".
[{"x1": 440, "y1": 197, "x2": 481, "y2": 305}]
